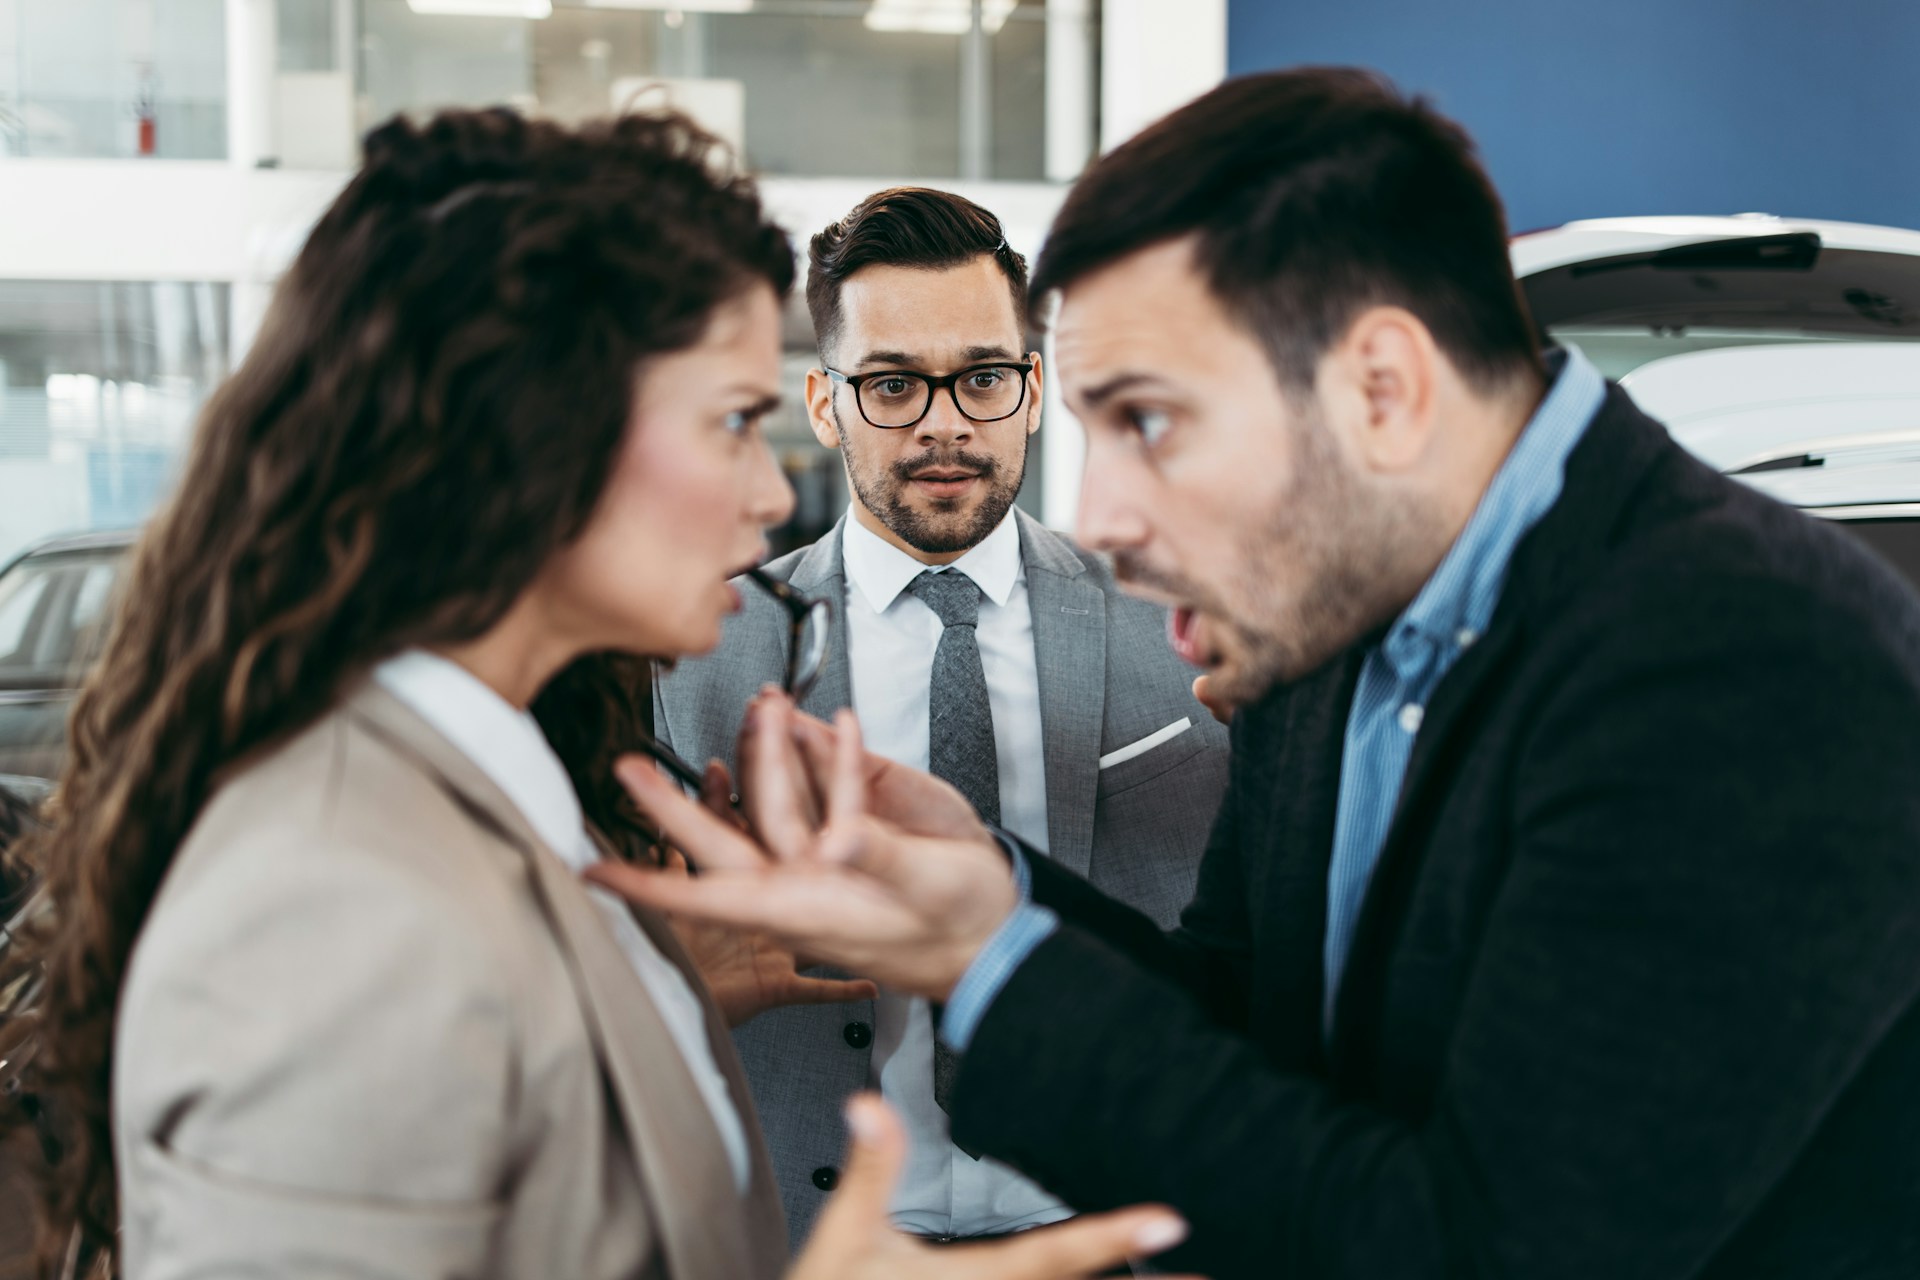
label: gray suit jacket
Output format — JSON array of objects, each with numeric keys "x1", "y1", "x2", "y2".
[
  {"x1": 653, "y1": 509, "x2": 1229, "y2": 1247},
  {"x1": 115, "y1": 683, "x2": 788, "y2": 1280}
]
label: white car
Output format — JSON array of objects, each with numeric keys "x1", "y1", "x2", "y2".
[{"x1": 1513, "y1": 214, "x2": 1920, "y2": 583}]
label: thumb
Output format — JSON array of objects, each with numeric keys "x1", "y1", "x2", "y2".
[{"x1": 809, "y1": 1094, "x2": 906, "y2": 1248}]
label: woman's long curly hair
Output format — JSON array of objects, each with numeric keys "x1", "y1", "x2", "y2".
[{"x1": 0, "y1": 105, "x2": 794, "y2": 1271}]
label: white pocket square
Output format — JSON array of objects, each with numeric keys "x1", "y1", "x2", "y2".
[{"x1": 1098, "y1": 717, "x2": 1193, "y2": 770}]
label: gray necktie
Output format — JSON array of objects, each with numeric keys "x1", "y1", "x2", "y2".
[
  {"x1": 908, "y1": 569, "x2": 1000, "y2": 825},
  {"x1": 908, "y1": 568, "x2": 998, "y2": 1129}
]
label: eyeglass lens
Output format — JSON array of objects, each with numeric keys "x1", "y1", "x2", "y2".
[{"x1": 861, "y1": 366, "x2": 1026, "y2": 428}]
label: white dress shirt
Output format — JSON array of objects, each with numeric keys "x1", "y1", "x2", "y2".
[
  {"x1": 840, "y1": 512, "x2": 1073, "y2": 1236},
  {"x1": 373, "y1": 649, "x2": 753, "y2": 1194}
]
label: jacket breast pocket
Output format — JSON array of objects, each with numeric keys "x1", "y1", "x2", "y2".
[{"x1": 1096, "y1": 716, "x2": 1205, "y2": 799}]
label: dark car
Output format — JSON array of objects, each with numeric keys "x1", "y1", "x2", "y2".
[{"x1": 0, "y1": 529, "x2": 135, "y2": 782}]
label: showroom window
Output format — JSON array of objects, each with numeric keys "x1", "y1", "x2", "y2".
[
  {"x1": 0, "y1": 280, "x2": 230, "y2": 564},
  {"x1": 0, "y1": 0, "x2": 228, "y2": 158},
  {"x1": 352, "y1": 0, "x2": 1095, "y2": 182}
]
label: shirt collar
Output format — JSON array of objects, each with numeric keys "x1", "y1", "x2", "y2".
[
  {"x1": 841, "y1": 506, "x2": 1024, "y2": 615},
  {"x1": 372, "y1": 648, "x2": 594, "y2": 870},
  {"x1": 1385, "y1": 347, "x2": 1607, "y2": 669}
]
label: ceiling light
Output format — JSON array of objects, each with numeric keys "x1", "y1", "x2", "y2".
[
  {"x1": 407, "y1": 0, "x2": 552, "y2": 16},
  {"x1": 864, "y1": 0, "x2": 1017, "y2": 36},
  {"x1": 583, "y1": 0, "x2": 755, "y2": 11}
]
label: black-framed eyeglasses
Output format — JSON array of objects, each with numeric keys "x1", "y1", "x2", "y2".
[
  {"x1": 633, "y1": 567, "x2": 832, "y2": 795},
  {"x1": 826, "y1": 360, "x2": 1035, "y2": 430}
]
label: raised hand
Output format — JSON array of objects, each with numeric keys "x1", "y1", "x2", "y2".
[
  {"x1": 1192, "y1": 673, "x2": 1235, "y2": 726},
  {"x1": 788, "y1": 1095, "x2": 1202, "y2": 1280},
  {"x1": 587, "y1": 698, "x2": 1015, "y2": 1001}
]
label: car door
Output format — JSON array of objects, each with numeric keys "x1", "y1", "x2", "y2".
[{"x1": 0, "y1": 549, "x2": 123, "y2": 778}]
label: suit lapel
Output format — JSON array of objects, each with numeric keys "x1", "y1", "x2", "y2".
[
  {"x1": 789, "y1": 515, "x2": 854, "y2": 721},
  {"x1": 1017, "y1": 511, "x2": 1106, "y2": 876},
  {"x1": 346, "y1": 684, "x2": 780, "y2": 1280}
]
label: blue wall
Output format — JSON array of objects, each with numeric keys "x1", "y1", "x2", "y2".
[{"x1": 1227, "y1": 0, "x2": 1920, "y2": 234}]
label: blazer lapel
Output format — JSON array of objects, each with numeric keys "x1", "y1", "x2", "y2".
[
  {"x1": 1017, "y1": 511, "x2": 1106, "y2": 876},
  {"x1": 624, "y1": 898, "x2": 788, "y2": 1278},
  {"x1": 789, "y1": 515, "x2": 854, "y2": 721},
  {"x1": 346, "y1": 684, "x2": 779, "y2": 1280}
]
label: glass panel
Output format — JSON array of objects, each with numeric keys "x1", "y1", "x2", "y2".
[
  {"x1": 0, "y1": 280, "x2": 231, "y2": 565},
  {"x1": 0, "y1": 0, "x2": 228, "y2": 159},
  {"x1": 0, "y1": 564, "x2": 50, "y2": 662},
  {"x1": 355, "y1": 0, "x2": 1088, "y2": 182}
]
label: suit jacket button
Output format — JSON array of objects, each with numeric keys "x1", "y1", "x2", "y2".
[
  {"x1": 843, "y1": 1020, "x2": 873, "y2": 1049},
  {"x1": 812, "y1": 1166, "x2": 839, "y2": 1191}
]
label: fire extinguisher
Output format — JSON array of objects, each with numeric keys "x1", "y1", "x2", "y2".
[{"x1": 135, "y1": 67, "x2": 156, "y2": 156}]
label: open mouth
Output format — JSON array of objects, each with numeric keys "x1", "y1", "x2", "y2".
[{"x1": 1169, "y1": 606, "x2": 1209, "y2": 667}]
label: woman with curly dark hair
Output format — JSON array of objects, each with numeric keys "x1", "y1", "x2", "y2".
[{"x1": 0, "y1": 108, "x2": 1188, "y2": 1280}]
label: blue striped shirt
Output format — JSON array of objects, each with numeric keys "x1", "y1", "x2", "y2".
[
  {"x1": 943, "y1": 348, "x2": 1606, "y2": 1053},
  {"x1": 1319, "y1": 348, "x2": 1603, "y2": 1032}
]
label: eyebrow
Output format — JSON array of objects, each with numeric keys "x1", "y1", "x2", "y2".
[
  {"x1": 725, "y1": 387, "x2": 782, "y2": 416},
  {"x1": 1075, "y1": 372, "x2": 1166, "y2": 411},
  {"x1": 853, "y1": 343, "x2": 1021, "y2": 371}
]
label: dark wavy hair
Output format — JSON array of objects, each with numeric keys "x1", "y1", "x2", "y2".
[{"x1": 0, "y1": 105, "x2": 794, "y2": 1271}]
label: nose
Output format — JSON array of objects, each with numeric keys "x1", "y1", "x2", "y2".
[
  {"x1": 1074, "y1": 439, "x2": 1151, "y2": 554},
  {"x1": 751, "y1": 436, "x2": 796, "y2": 530},
  {"x1": 914, "y1": 386, "x2": 975, "y2": 448}
]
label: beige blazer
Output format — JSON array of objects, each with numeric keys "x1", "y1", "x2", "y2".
[{"x1": 113, "y1": 682, "x2": 787, "y2": 1279}]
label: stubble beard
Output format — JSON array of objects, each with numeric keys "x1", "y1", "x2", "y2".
[
  {"x1": 837, "y1": 403, "x2": 1030, "y2": 556},
  {"x1": 1121, "y1": 408, "x2": 1440, "y2": 706}
]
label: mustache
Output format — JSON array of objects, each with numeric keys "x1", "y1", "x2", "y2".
[
  {"x1": 1111, "y1": 549, "x2": 1198, "y2": 600},
  {"x1": 891, "y1": 448, "x2": 999, "y2": 482}
]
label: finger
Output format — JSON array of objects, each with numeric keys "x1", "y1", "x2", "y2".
[
  {"x1": 782, "y1": 976, "x2": 880, "y2": 1006},
  {"x1": 661, "y1": 846, "x2": 691, "y2": 878},
  {"x1": 963, "y1": 1206, "x2": 1190, "y2": 1280},
  {"x1": 792, "y1": 710, "x2": 889, "y2": 791},
  {"x1": 816, "y1": 710, "x2": 870, "y2": 864},
  {"x1": 742, "y1": 693, "x2": 822, "y2": 858},
  {"x1": 800, "y1": 1094, "x2": 907, "y2": 1259},
  {"x1": 584, "y1": 860, "x2": 843, "y2": 942},
  {"x1": 614, "y1": 759, "x2": 771, "y2": 874},
  {"x1": 1192, "y1": 673, "x2": 1232, "y2": 726},
  {"x1": 700, "y1": 759, "x2": 749, "y2": 834}
]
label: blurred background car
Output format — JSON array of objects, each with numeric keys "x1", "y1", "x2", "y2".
[
  {"x1": 0, "y1": 529, "x2": 132, "y2": 782},
  {"x1": 1515, "y1": 214, "x2": 1920, "y2": 587}
]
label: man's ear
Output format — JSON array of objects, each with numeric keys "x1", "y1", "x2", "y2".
[
  {"x1": 1024, "y1": 351, "x2": 1044, "y2": 437},
  {"x1": 1326, "y1": 306, "x2": 1437, "y2": 475},
  {"x1": 804, "y1": 366, "x2": 843, "y2": 449}
]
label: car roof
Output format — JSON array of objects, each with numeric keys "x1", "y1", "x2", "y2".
[
  {"x1": 1510, "y1": 215, "x2": 1920, "y2": 513},
  {"x1": 1511, "y1": 214, "x2": 1920, "y2": 277},
  {"x1": 1, "y1": 528, "x2": 138, "y2": 572}
]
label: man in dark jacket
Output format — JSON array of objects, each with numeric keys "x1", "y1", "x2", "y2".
[{"x1": 596, "y1": 68, "x2": 1920, "y2": 1279}]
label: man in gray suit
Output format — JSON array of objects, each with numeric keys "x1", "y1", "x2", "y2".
[{"x1": 653, "y1": 187, "x2": 1227, "y2": 1251}]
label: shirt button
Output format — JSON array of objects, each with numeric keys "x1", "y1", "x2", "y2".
[
  {"x1": 812, "y1": 1166, "x2": 839, "y2": 1192},
  {"x1": 1398, "y1": 703, "x2": 1424, "y2": 733},
  {"x1": 1456, "y1": 628, "x2": 1479, "y2": 648},
  {"x1": 843, "y1": 1021, "x2": 873, "y2": 1049}
]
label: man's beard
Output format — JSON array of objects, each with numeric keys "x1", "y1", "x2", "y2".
[
  {"x1": 1115, "y1": 409, "x2": 1435, "y2": 705},
  {"x1": 839, "y1": 408, "x2": 1028, "y2": 556}
]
